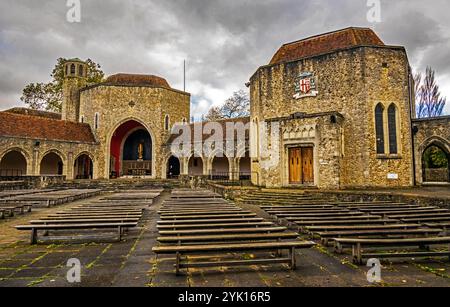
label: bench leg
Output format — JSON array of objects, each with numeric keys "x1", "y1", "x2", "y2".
[
  {"x1": 118, "y1": 226, "x2": 122, "y2": 241},
  {"x1": 175, "y1": 252, "x2": 181, "y2": 276},
  {"x1": 352, "y1": 243, "x2": 362, "y2": 265},
  {"x1": 335, "y1": 242, "x2": 343, "y2": 254},
  {"x1": 290, "y1": 247, "x2": 297, "y2": 270},
  {"x1": 31, "y1": 228, "x2": 37, "y2": 245}
]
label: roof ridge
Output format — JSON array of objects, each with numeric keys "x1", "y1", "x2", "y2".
[{"x1": 281, "y1": 27, "x2": 373, "y2": 47}]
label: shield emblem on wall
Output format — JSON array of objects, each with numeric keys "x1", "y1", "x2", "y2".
[
  {"x1": 299, "y1": 78, "x2": 311, "y2": 94},
  {"x1": 294, "y1": 72, "x2": 318, "y2": 99}
]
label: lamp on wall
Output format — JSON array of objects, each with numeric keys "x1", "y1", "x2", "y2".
[{"x1": 34, "y1": 141, "x2": 41, "y2": 147}]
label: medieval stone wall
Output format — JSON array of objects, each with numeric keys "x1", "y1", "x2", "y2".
[
  {"x1": 0, "y1": 136, "x2": 99, "y2": 179},
  {"x1": 413, "y1": 116, "x2": 450, "y2": 184},
  {"x1": 250, "y1": 46, "x2": 414, "y2": 189},
  {"x1": 79, "y1": 85, "x2": 190, "y2": 179}
]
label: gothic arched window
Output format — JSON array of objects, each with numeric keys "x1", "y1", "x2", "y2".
[
  {"x1": 375, "y1": 103, "x2": 385, "y2": 154},
  {"x1": 388, "y1": 104, "x2": 398, "y2": 154},
  {"x1": 70, "y1": 64, "x2": 76, "y2": 75},
  {"x1": 79, "y1": 65, "x2": 84, "y2": 77}
]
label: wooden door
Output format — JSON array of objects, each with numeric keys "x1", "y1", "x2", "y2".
[
  {"x1": 289, "y1": 148, "x2": 302, "y2": 183},
  {"x1": 301, "y1": 147, "x2": 314, "y2": 184}
]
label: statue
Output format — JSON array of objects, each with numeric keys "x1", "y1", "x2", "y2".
[{"x1": 138, "y1": 143, "x2": 144, "y2": 161}]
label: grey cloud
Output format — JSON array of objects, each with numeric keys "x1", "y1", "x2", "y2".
[{"x1": 0, "y1": 0, "x2": 449, "y2": 117}]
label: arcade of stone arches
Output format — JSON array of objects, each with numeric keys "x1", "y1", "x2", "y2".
[
  {"x1": 0, "y1": 149, "x2": 93, "y2": 179},
  {"x1": 0, "y1": 138, "x2": 447, "y2": 183}
]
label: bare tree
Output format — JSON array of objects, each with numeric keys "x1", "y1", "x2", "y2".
[
  {"x1": 415, "y1": 67, "x2": 446, "y2": 118},
  {"x1": 205, "y1": 90, "x2": 250, "y2": 121}
]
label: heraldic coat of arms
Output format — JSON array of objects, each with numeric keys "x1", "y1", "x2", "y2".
[{"x1": 293, "y1": 72, "x2": 318, "y2": 99}]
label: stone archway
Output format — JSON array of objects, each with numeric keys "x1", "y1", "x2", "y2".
[
  {"x1": 40, "y1": 152, "x2": 64, "y2": 175},
  {"x1": 188, "y1": 156, "x2": 204, "y2": 176},
  {"x1": 211, "y1": 154, "x2": 230, "y2": 180},
  {"x1": 167, "y1": 156, "x2": 181, "y2": 178},
  {"x1": 0, "y1": 150, "x2": 28, "y2": 176},
  {"x1": 422, "y1": 143, "x2": 450, "y2": 183},
  {"x1": 74, "y1": 153, "x2": 94, "y2": 179},
  {"x1": 109, "y1": 119, "x2": 154, "y2": 178}
]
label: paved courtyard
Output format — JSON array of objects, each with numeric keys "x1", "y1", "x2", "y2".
[{"x1": 0, "y1": 190, "x2": 449, "y2": 287}]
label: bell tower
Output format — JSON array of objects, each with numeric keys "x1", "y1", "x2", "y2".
[{"x1": 62, "y1": 58, "x2": 87, "y2": 122}]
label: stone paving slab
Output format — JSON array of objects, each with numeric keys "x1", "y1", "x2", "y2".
[{"x1": 0, "y1": 190, "x2": 448, "y2": 287}]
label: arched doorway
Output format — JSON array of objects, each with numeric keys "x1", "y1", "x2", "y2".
[
  {"x1": 110, "y1": 120, "x2": 153, "y2": 178},
  {"x1": 40, "y1": 152, "x2": 63, "y2": 175},
  {"x1": 188, "y1": 156, "x2": 204, "y2": 176},
  {"x1": 0, "y1": 150, "x2": 27, "y2": 176},
  {"x1": 422, "y1": 144, "x2": 450, "y2": 183},
  {"x1": 167, "y1": 156, "x2": 180, "y2": 178},
  {"x1": 74, "y1": 154, "x2": 93, "y2": 179},
  {"x1": 238, "y1": 151, "x2": 251, "y2": 180},
  {"x1": 211, "y1": 155, "x2": 229, "y2": 180}
]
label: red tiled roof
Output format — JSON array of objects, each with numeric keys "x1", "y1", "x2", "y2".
[
  {"x1": 105, "y1": 73, "x2": 171, "y2": 88},
  {"x1": 269, "y1": 27, "x2": 385, "y2": 65},
  {"x1": 4, "y1": 107, "x2": 62, "y2": 120},
  {"x1": 0, "y1": 112, "x2": 96, "y2": 143}
]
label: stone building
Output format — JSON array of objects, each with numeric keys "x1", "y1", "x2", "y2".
[
  {"x1": 250, "y1": 27, "x2": 417, "y2": 189},
  {"x1": 0, "y1": 27, "x2": 448, "y2": 188}
]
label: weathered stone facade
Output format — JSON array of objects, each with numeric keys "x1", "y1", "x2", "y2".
[
  {"x1": 0, "y1": 136, "x2": 98, "y2": 178},
  {"x1": 1, "y1": 27, "x2": 448, "y2": 189},
  {"x1": 79, "y1": 83, "x2": 190, "y2": 179},
  {"x1": 412, "y1": 116, "x2": 450, "y2": 184},
  {"x1": 250, "y1": 30, "x2": 415, "y2": 189}
]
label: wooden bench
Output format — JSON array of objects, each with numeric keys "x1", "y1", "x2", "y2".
[
  {"x1": 425, "y1": 222, "x2": 450, "y2": 229},
  {"x1": 266, "y1": 209, "x2": 349, "y2": 214},
  {"x1": 304, "y1": 224, "x2": 421, "y2": 232},
  {"x1": 46, "y1": 214, "x2": 142, "y2": 220},
  {"x1": 368, "y1": 210, "x2": 447, "y2": 216},
  {"x1": 16, "y1": 222, "x2": 138, "y2": 244},
  {"x1": 261, "y1": 205, "x2": 334, "y2": 210},
  {"x1": 360, "y1": 207, "x2": 442, "y2": 214},
  {"x1": 317, "y1": 228, "x2": 443, "y2": 246},
  {"x1": 402, "y1": 216, "x2": 450, "y2": 223},
  {"x1": 158, "y1": 232, "x2": 300, "y2": 244},
  {"x1": 275, "y1": 212, "x2": 364, "y2": 218},
  {"x1": 158, "y1": 217, "x2": 264, "y2": 225},
  {"x1": 158, "y1": 209, "x2": 246, "y2": 216},
  {"x1": 157, "y1": 222, "x2": 274, "y2": 230},
  {"x1": 296, "y1": 219, "x2": 398, "y2": 230},
  {"x1": 160, "y1": 213, "x2": 257, "y2": 220},
  {"x1": 158, "y1": 227, "x2": 288, "y2": 236},
  {"x1": 391, "y1": 212, "x2": 450, "y2": 219},
  {"x1": 152, "y1": 241, "x2": 316, "y2": 275},
  {"x1": 334, "y1": 237, "x2": 450, "y2": 264},
  {"x1": 30, "y1": 218, "x2": 140, "y2": 224},
  {"x1": 287, "y1": 215, "x2": 382, "y2": 222}
]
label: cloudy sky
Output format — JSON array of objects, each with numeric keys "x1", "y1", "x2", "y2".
[{"x1": 1, "y1": 0, "x2": 450, "y2": 118}]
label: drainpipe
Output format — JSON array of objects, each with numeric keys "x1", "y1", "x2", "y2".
[{"x1": 408, "y1": 65, "x2": 417, "y2": 186}]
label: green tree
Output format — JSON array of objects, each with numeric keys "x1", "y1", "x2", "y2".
[{"x1": 21, "y1": 58, "x2": 105, "y2": 112}]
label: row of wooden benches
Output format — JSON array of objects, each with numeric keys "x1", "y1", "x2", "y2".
[
  {"x1": 0, "y1": 189, "x2": 102, "y2": 221},
  {"x1": 1, "y1": 189, "x2": 102, "y2": 208},
  {"x1": 152, "y1": 189, "x2": 315, "y2": 275},
  {"x1": 259, "y1": 200, "x2": 450, "y2": 264},
  {"x1": 15, "y1": 191, "x2": 162, "y2": 244}
]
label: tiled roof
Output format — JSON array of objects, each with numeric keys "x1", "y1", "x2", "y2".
[
  {"x1": 269, "y1": 27, "x2": 385, "y2": 65},
  {"x1": 105, "y1": 73, "x2": 171, "y2": 88},
  {"x1": 4, "y1": 107, "x2": 62, "y2": 120},
  {"x1": 0, "y1": 112, "x2": 96, "y2": 143}
]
